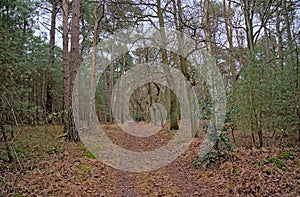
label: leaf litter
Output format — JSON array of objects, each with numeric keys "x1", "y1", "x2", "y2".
[{"x1": 0, "y1": 125, "x2": 299, "y2": 196}]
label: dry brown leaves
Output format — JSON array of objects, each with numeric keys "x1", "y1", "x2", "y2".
[{"x1": 0, "y1": 125, "x2": 299, "y2": 196}]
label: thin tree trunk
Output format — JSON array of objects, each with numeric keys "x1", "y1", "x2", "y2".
[
  {"x1": 46, "y1": 0, "x2": 58, "y2": 125},
  {"x1": 42, "y1": 75, "x2": 46, "y2": 122},
  {"x1": 62, "y1": 0, "x2": 69, "y2": 126},
  {"x1": 109, "y1": 43, "x2": 114, "y2": 123},
  {"x1": 103, "y1": 69, "x2": 108, "y2": 123},
  {"x1": 276, "y1": 3, "x2": 283, "y2": 68},
  {"x1": 282, "y1": 0, "x2": 292, "y2": 49},
  {"x1": 241, "y1": 0, "x2": 263, "y2": 147},
  {"x1": 45, "y1": 84, "x2": 53, "y2": 124},
  {"x1": 241, "y1": 0, "x2": 255, "y2": 52},
  {"x1": 89, "y1": 3, "x2": 99, "y2": 126},
  {"x1": 295, "y1": 38, "x2": 300, "y2": 141},
  {"x1": 224, "y1": 0, "x2": 237, "y2": 138},
  {"x1": 120, "y1": 54, "x2": 126, "y2": 123},
  {"x1": 257, "y1": 113, "x2": 263, "y2": 148},
  {"x1": 203, "y1": 0, "x2": 213, "y2": 52},
  {"x1": 249, "y1": 90, "x2": 256, "y2": 144},
  {"x1": 224, "y1": 0, "x2": 236, "y2": 80}
]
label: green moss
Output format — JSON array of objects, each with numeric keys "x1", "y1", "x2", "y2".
[
  {"x1": 266, "y1": 158, "x2": 287, "y2": 170},
  {"x1": 252, "y1": 159, "x2": 264, "y2": 166},
  {"x1": 295, "y1": 161, "x2": 300, "y2": 168},
  {"x1": 278, "y1": 152, "x2": 293, "y2": 160},
  {"x1": 16, "y1": 149, "x2": 26, "y2": 154},
  {"x1": 82, "y1": 151, "x2": 96, "y2": 159},
  {"x1": 78, "y1": 163, "x2": 91, "y2": 173},
  {"x1": 77, "y1": 146, "x2": 96, "y2": 159},
  {"x1": 77, "y1": 147, "x2": 87, "y2": 151},
  {"x1": 232, "y1": 166, "x2": 241, "y2": 174}
]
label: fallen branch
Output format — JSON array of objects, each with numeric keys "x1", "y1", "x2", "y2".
[{"x1": 56, "y1": 133, "x2": 68, "y2": 139}]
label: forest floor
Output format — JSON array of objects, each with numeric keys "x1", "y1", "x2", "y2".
[{"x1": 0, "y1": 124, "x2": 299, "y2": 196}]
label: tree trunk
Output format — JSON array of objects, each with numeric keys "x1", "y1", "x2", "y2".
[
  {"x1": 67, "y1": 0, "x2": 80, "y2": 142},
  {"x1": 45, "y1": 83, "x2": 53, "y2": 124},
  {"x1": 176, "y1": 0, "x2": 197, "y2": 135},
  {"x1": 295, "y1": 35, "x2": 300, "y2": 142},
  {"x1": 276, "y1": 3, "x2": 284, "y2": 68},
  {"x1": 203, "y1": 0, "x2": 213, "y2": 52},
  {"x1": 62, "y1": 0, "x2": 69, "y2": 125},
  {"x1": 257, "y1": 113, "x2": 263, "y2": 148},
  {"x1": 46, "y1": 0, "x2": 58, "y2": 124},
  {"x1": 223, "y1": 0, "x2": 237, "y2": 80},
  {"x1": 109, "y1": 43, "x2": 114, "y2": 123},
  {"x1": 241, "y1": 0, "x2": 255, "y2": 52},
  {"x1": 157, "y1": 0, "x2": 179, "y2": 130},
  {"x1": 1, "y1": 125, "x2": 13, "y2": 163},
  {"x1": 282, "y1": 0, "x2": 292, "y2": 50},
  {"x1": 89, "y1": 3, "x2": 99, "y2": 126}
]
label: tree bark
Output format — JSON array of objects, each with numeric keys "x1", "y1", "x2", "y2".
[
  {"x1": 62, "y1": 0, "x2": 69, "y2": 125},
  {"x1": 89, "y1": 2, "x2": 101, "y2": 126},
  {"x1": 175, "y1": 0, "x2": 197, "y2": 135},
  {"x1": 46, "y1": 0, "x2": 58, "y2": 124},
  {"x1": 109, "y1": 42, "x2": 114, "y2": 123},
  {"x1": 1, "y1": 124, "x2": 13, "y2": 163},
  {"x1": 157, "y1": 0, "x2": 179, "y2": 130},
  {"x1": 276, "y1": 2, "x2": 284, "y2": 68},
  {"x1": 203, "y1": 0, "x2": 213, "y2": 52},
  {"x1": 67, "y1": 0, "x2": 80, "y2": 142},
  {"x1": 223, "y1": 0, "x2": 236, "y2": 81},
  {"x1": 282, "y1": 0, "x2": 292, "y2": 49},
  {"x1": 241, "y1": 0, "x2": 255, "y2": 52},
  {"x1": 296, "y1": 46, "x2": 300, "y2": 142}
]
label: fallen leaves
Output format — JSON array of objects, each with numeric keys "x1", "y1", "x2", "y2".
[{"x1": 0, "y1": 125, "x2": 299, "y2": 196}]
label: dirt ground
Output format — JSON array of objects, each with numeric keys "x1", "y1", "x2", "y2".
[{"x1": 1, "y1": 125, "x2": 299, "y2": 196}]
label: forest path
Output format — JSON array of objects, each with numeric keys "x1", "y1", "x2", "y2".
[
  {"x1": 0, "y1": 125, "x2": 299, "y2": 196},
  {"x1": 103, "y1": 123, "x2": 231, "y2": 196}
]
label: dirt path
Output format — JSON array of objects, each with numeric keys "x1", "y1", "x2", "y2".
[
  {"x1": 1, "y1": 125, "x2": 299, "y2": 196},
  {"x1": 95, "y1": 124, "x2": 209, "y2": 196},
  {"x1": 109, "y1": 138, "x2": 140, "y2": 196}
]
